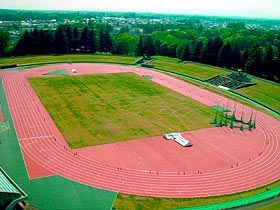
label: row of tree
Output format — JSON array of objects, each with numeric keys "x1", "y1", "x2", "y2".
[
  {"x1": 138, "y1": 36, "x2": 279, "y2": 81},
  {"x1": 13, "y1": 25, "x2": 113, "y2": 55},
  {"x1": 0, "y1": 22, "x2": 279, "y2": 82},
  {"x1": 6, "y1": 24, "x2": 152, "y2": 57}
]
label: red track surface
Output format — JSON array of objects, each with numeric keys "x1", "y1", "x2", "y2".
[
  {"x1": 1, "y1": 63, "x2": 279, "y2": 198},
  {"x1": 0, "y1": 108, "x2": 3, "y2": 122}
]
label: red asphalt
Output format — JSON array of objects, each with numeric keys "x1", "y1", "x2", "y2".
[{"x1": 0, "y1": 63, "x2": 279, "y2": 198}]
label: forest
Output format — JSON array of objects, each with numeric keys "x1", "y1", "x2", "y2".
[{"x1": 0, "y1": 10, "x2": 280, "y2": 83}]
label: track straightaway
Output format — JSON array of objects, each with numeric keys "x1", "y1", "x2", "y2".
[{"x1": 0, "y1": 63, "x2": 279, "y2": 198}]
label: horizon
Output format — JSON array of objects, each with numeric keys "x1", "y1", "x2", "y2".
[
  {"x1": 1, "y1": 8, "x2": 280, "y2": 21},
  {"x1": 1, "y1": 0, "x2": 280, "y2": 20}
]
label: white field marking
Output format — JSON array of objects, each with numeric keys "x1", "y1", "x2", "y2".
[{"x1": 19, "y1": 135, "x2": 55, "y2": 141}]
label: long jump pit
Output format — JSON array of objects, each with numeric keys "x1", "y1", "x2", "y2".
[{"x1": 1, "y1": 63, "x2": 279, "y2": 198}]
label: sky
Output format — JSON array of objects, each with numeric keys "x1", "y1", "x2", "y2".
[{"x1": 1, "y1": 0, "x2": 280, "y2": 19}]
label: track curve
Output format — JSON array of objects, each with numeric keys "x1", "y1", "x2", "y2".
[{"x1": 1, "y1": 63, "x2": 279, "y2": 198}]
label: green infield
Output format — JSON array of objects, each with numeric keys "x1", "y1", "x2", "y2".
[
  {"x1": 29, "y1": 73, "x2": 215, "y2": 148},
  {"x1": 151, "y1": 56, "x2": 228, "y2": 80},
  {"x1": 0, "y1": 54, "x2": 139, "y2": 66}
]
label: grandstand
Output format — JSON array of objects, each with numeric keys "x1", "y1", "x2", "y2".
[
  {"x1": 0, "y1": 167, "x2": 28, "y2": 210},
  {"x1": 206, "y1": 71, "x2": 255, "y2": 90}
]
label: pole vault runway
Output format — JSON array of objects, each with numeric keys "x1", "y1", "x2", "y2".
[{"x1": 1, "y1": 63, "x2": 279, "y2": 198}]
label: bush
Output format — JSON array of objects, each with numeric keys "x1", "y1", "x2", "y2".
[{"x1": 0, "y1": 64, "x2": 17, "y2": 69}]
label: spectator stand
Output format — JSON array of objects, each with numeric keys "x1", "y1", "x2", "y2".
[
  {"x1": 0, "y1": 167, "x2": 28, "y2": 210},
  {"x1": 206, "y1": 71, "x2": 255, "y2": 90}
]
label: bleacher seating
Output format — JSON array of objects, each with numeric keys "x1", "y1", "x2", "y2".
[
  {"x1": 0, "y1": 168, "x2": 28, "y2": 210},
  {"x1": 206, "y1": 73, "x2": 255, "y2": 90}
]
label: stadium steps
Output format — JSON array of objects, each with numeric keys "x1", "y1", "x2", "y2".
[{"x1": 206, "y1": 75, "x2": 255, "y2": 90}]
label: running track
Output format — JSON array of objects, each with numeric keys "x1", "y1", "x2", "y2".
[{"x1": 0, "y1": 63, "x2": 279, "y2": 198}]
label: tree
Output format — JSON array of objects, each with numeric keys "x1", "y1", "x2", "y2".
[
  {"x1": 14, "y1": 31, "x2": 31, "y2": 55},
  {"x1": 119, "y1": 26, "x2": 129, "y2": 34},
  {"x1": 154, "y1": 40, "x2": 161, "y2": 55},
  {"x1": 29, "y1": 28, "x2": 47, "y2": 55},
  {"x1": 136, "y1": 36, "x2": 144, "y2": 56},
  {"x1": 64, "y1": 24, "x2": 73, "y2": 52},
  {"x1": 37, "y1": 29, "x2": 48, "y2": 54},
  {"x1": 44, "y1": 30, "x2": 54, "y2": 54},
  {"x1": 103, "y1": 29, "x2": 113, "y2": 54},
  {"x1": 0, "y1": 29, "x2": 10, "y2": 56},
  {"x1": 227, "y1": 22, "x2": 246, "y2": 31},
  {"x1": 29, "y1": 28, "x2": 39, "y2": 54},
  {"x1": 241, "y1": 49, "x2": 250, "y2": 71},
  {"x1": 180, "y1": 43, "x2": 190, "y2": 61},
  {"x1": 126, "y1": 34, "x2": 139, "y2": 55},
  {"x1": 200, "y1": 39, "x2": 213, "y2": 64},
  {"x1": 143, "y1": 35, "x2": 155, "y2": 56},
  {"x1": 212, "y1": 36, "x2": 223, "y2": 65},
  {"x1": 263, "y1": 44, "x2": 274, "y2": 79},
  {"x1": 88, "y1": 29, "x2": 97, "y2": 53},
  {"x1": 193, "y1": 40, "x2": 203, "y2": 62},
  {"x1": 98, "y1": 28, "x2": 105, "y2": 53},
  {"x1": 113, "y1": 33, "x2": 129, "y2": 55},
  {"x1": 246, "y1": 44, "x2": 263, "y2": 76},
  {"x1": 72, "y1": 27, "x2": 80, "y2": 52},
  {"x1": 54, "y1": 25, "x2": 68, "y2": 54},
  {"x1": 218, "y1": 42, "x2": 232, "y2": 68},
  {"x1": 159, "y1": 42, "x2": 169, "y2": 56},
  {"x1": 274, "y1": 51, "x2": 280, "y2": 81},
  {"x1": 230, "y1": 46, "x2": 241, "y2": 69},
  {"x1": 168, "y1": 43, "x2": 177, "y2": 57},
  {"x1": 201, "y1": 37, "x2": 223, "y2": 66},
  {"x1": 80, "y1": 26, "x2": 89, "y2": 52}
]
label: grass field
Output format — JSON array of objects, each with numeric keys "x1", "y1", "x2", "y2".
[
  {"x1": 236, "y1": 78, "x2": 280, "y2": 112},
  {"x1": 113, "y1": 180, "x2": 280, "y2": 210},
  {"x1": 0, "y1": 54, "x2": 138, "y2": 66},
  {"x1": 151, "y1": 56, "x2": 228, "y2": 80},
  {"x1": 257, "y1": 201, "x2": 280, "y2": 210},
  {"x1": 29, "y1": 73, "x2": 214, "y2": 148}
]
